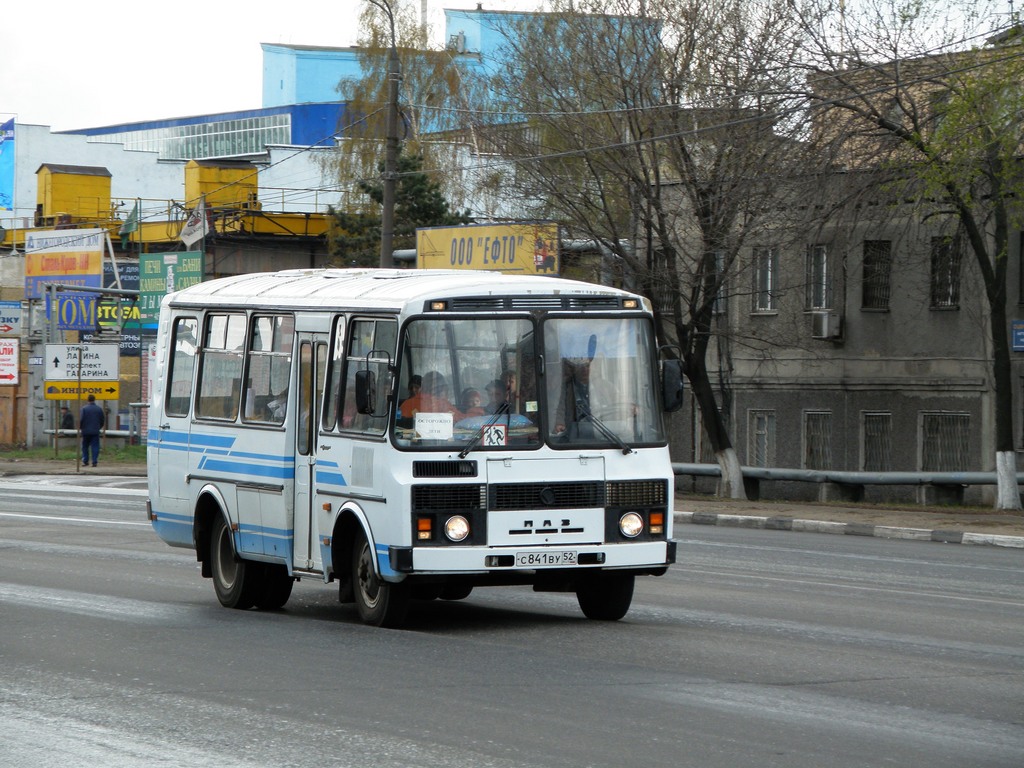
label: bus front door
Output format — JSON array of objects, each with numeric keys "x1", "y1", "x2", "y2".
[{"x1": 292, "y1": 336, "x2": 326, "y2": 571}]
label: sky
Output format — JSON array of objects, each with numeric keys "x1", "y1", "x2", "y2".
[{"x1": 0, "y1": 0, "x2": 541, "y2": 132}]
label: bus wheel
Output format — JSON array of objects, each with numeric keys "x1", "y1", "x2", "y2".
[
  {"x1": 352, "y1": 531, "x2": 409, "y2": 628},
  {"x1": 210, "y1": 515, "x2": 259, "y2": 610},
  {"x1": 255, "y1": 564, "x2": 294, "y2": 610},
  {"x1": 575, "y1": 572, "x2": 634, "y2": 621}
]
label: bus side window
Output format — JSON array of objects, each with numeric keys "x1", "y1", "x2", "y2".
[
  {"x1": 323, "y1": 315, "x2": 347, "y2": 431},
  {"x1": 340, "y1": 317, "x2": 395, "y2": 433},
  {"x1": 243, "y1": 314, "x2": 294, "y2": 424},
  {"x1": 166, "y1": 317, "x2": 198, "y2": 417},
  {"x1": 197, "y1": 313, "x2": 246, "y2": 421}
]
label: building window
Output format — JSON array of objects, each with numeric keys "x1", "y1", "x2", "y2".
[
  {"x1": 805, "y1": 245, "x2": 831, "y2": 310},
  {"x1": 752, "y1": 247, "x2": 778, "y2": 312},
  {"x1": 862, "y1": 240, "x2": 892, "y2": 310},
  {"x1": 862, "y1": 412, "x2": 893, "y2": 471},
  {"x1": 803, "y1": 411, "x2": 832, "y2": 469},
  {"x1": 930, "y1": 236, "x2": 962, "y2": 309},
  {"x1": 710, "y1": 250, "x2": 727, "y2": 315},
  {"x1": 920, "y1": 412, "x2": 969, "y2": 471},
  {"x1": 748, "y1": 409, "x2": 776, "y2": 467}
]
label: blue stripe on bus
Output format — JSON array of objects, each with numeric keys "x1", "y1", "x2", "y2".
[
  {"x1": 314, "y1": 460, "x2": 348, "y2": 487},
  {"x1": 150, "y1": 513, "x2": 193, "y2": 547},
  {"x1": 148, "y1": 430, "x2": 236, "y2": 449},
  {"x1": 376, "y1": 543, "x2": 399, "y2": 577},
  {"x1": 198, "y1": 457, "x2": 294, "y2": 479}
]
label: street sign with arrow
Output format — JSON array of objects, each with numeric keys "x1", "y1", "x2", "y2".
[{"x1": 0, "y1": 338, "x2": 19, "y2": 385}]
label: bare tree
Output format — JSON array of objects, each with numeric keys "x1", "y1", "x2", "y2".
[
  {"x1": 795, "y1": 0, "x2": 1023, "y2": 509},
  {"x1": 324, "y1": 1, "x2": 492, "y2": 217},
  {"x1": 478, "y1": 0, "x2": 819, "y2": 498}
]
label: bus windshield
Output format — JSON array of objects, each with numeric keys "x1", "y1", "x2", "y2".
[
  {"x1": 394, "y1": 317, "x2": 541, "y2": 449},
  {"x1": 393, "y1": 314, "x2": 665, "y2": 451},
  {"x1": 544, "y1": 317, "x2": 665, "y2": 448}
]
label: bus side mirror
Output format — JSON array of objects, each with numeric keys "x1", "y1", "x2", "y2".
[
  {"x1": 355, "y1": 370, "x2": 377, "y2": 415},
  {"x1": 662, "y1": 358, "x2": 684, "y2": 413}
]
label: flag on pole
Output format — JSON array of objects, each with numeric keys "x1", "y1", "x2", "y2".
[
  {"x1": 119, "y1": 199, "x2": 140, "y2": 247},
  {"x1": 180, "y1": 196, "x2": 209, "y2": 247}
]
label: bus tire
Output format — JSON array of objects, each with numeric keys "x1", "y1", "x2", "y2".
[
  {"x1": 255, "y1": 564, "x2": 294, "y2": 610},
  {"x1": 352, "y1": 531, "x2": 409, "y2": 628},
  {"x1": 210, "y1": 514, "x2": 259, "y2": 610},
  {"x1": 575, "y1": 572, "x2": 634, "y2": 621}
]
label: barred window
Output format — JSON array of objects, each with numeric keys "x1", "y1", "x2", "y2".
[
  {"x1": 803, "y1": 411, "x2": 832, "y2": 470},
  {"x1": 752, "y1": 247, "x2": 778, "y2": 312},
  {"x1": 930, "y1": 236, "x2": 962, "y2": 309},
  {"x1": 862, "y1": 240, "x2": 892, "y2": 310},
  {"x1": 748, "y1": 409, "x2": 776, "y2": 467},
  {"x1": 920, "y1": 412, "x2": 970, "y2": 471},
  {"x1": 862, "y1": 412, "x2": 892, "y2": 471},
  {"x1": 805, "y1": 245, "x2": 831, "y2": 310}
]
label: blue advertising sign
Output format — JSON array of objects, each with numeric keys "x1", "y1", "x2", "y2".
[
  {"x1": 1012, "y1": 320, "x2": 1024, "y2": 352},
  {"x1": 0, "y1": 119, "x2": 13, "y2": 211}
]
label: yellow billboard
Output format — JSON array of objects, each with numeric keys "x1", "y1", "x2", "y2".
[{"x1": 416, "y1": 222, "x2": 559, "y2": 275}]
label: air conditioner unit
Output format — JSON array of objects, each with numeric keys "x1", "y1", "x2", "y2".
[{"x1": 811, "y1": 310, "x2": 842, "y2": 340}]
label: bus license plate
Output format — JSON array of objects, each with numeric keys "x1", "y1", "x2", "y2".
[{"x1": 515, "y1": 550, "x2": 577, "y2": 567}]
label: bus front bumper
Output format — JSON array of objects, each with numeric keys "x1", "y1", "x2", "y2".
[{"x1": 389, "y1": 540, "x2": 676, "y2": 574}]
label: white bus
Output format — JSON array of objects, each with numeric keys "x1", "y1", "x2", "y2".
[{"x1": 147, "y1": 268, "x2": 684, "y2": 627}]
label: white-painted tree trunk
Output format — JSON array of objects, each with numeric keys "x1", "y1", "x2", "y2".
[
  {"x1": 995, "y1": 451, "x2": 1022, "y2": 511},
  {"x1": 717, "y1": 448, "x2": 747, "y2": 500}
]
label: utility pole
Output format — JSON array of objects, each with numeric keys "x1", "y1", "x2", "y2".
[{"x1": 372, "y1": 0, "x2": 402, "y2": 269}]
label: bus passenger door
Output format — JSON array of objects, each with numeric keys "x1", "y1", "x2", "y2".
[{"x1": 293, "y1": 336, "x2": 326, "y2": 570}]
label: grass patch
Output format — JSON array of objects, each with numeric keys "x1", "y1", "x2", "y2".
[{"x1": 0, "y1": 443, "x2": 147, "y2": 463}]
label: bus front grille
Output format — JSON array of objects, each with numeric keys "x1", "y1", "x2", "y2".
[
  {"x1": 413, "y1": 460, "x2": 478, "y2": 478},
  {"x1": 412, "y1": 484, "x2": 486, "y2": 513},
  {"x1": 489, "y1": 481, "x2": 605, "y2": 511},
  {"x1": 606, "y1": 479, "x2": 667, "y2": 507}
]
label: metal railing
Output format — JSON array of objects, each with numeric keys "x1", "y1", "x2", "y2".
[{"x1": 673, "y1": 463, "x2": 1024, "y2": 505}]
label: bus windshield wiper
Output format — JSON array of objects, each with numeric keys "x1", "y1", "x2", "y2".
[
  {"x1": 576, "y1": 399, "x2": 634, "y2": 455},
  {"x1": 458, "y1": 401, "x2": 510, "y2": 458}
]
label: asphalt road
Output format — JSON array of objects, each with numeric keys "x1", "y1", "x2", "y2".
[{"x1": 1, "y1": 479, "x2": 1022, "y2": 768}]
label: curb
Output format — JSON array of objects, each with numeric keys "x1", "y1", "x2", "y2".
[{"x1": 675, "y1": 511, "x2": 1024, "y2": 549}]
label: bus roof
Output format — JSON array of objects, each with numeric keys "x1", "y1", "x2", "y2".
[{"x1": 165, "y1": 268, "x2": 643, "y2": 311}]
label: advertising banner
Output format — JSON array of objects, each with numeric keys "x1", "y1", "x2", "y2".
[
  {"x1": 0, "y1": 118, "x2": 13, "y2": 211},
  {"x1": 139, "y1": 251, "x2": 204, "y2": 326},
  {"x1": 82, "y1": 261, "x2": 143, "y2": 356},
  {"x1": 24, "y1": 228, "x2": 105, "y2": 299},
  {"x1": 416, "y1": 222, "x2": 559, "y2": 275}
]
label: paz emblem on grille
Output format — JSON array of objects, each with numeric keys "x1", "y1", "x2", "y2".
[{"x1": 539, "y1": 487, "x2": 557, "y2": 506}]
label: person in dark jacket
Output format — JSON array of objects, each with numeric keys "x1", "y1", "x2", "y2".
[
  {"x1": 60, "y1": 406, "x2": 74, "y2": 430},
  {"x1": 79, "y1": 394, "x2": 105, "y2": 467}
]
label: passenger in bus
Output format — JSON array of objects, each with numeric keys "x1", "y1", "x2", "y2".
[
  {"x1": 460, "y1": 388, "x2": 485, "y2": 417},
  {"x1": 267, "y1": 387, "x2": 288, "y2": 421},
  {"x1": 400, "y1": 371, "x2": 464, "y2": 420},
  {"x1": 398, "y1": 374, "x2": 421, "y2": 412},
  {"x1": 484, "y1": 370, "x2": 518, "y2": 414}
]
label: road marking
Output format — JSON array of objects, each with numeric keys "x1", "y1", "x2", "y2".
[{"x1": 0, "y1": 511, "x2": 149, "y2": 527}]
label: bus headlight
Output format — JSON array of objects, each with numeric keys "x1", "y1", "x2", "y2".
[
  {"x1": 618, "y1": 512, "x2": 644, "y2": 538},
  {"x1": 444, "y1": 515, "x2": 470, "y2": 542}
]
